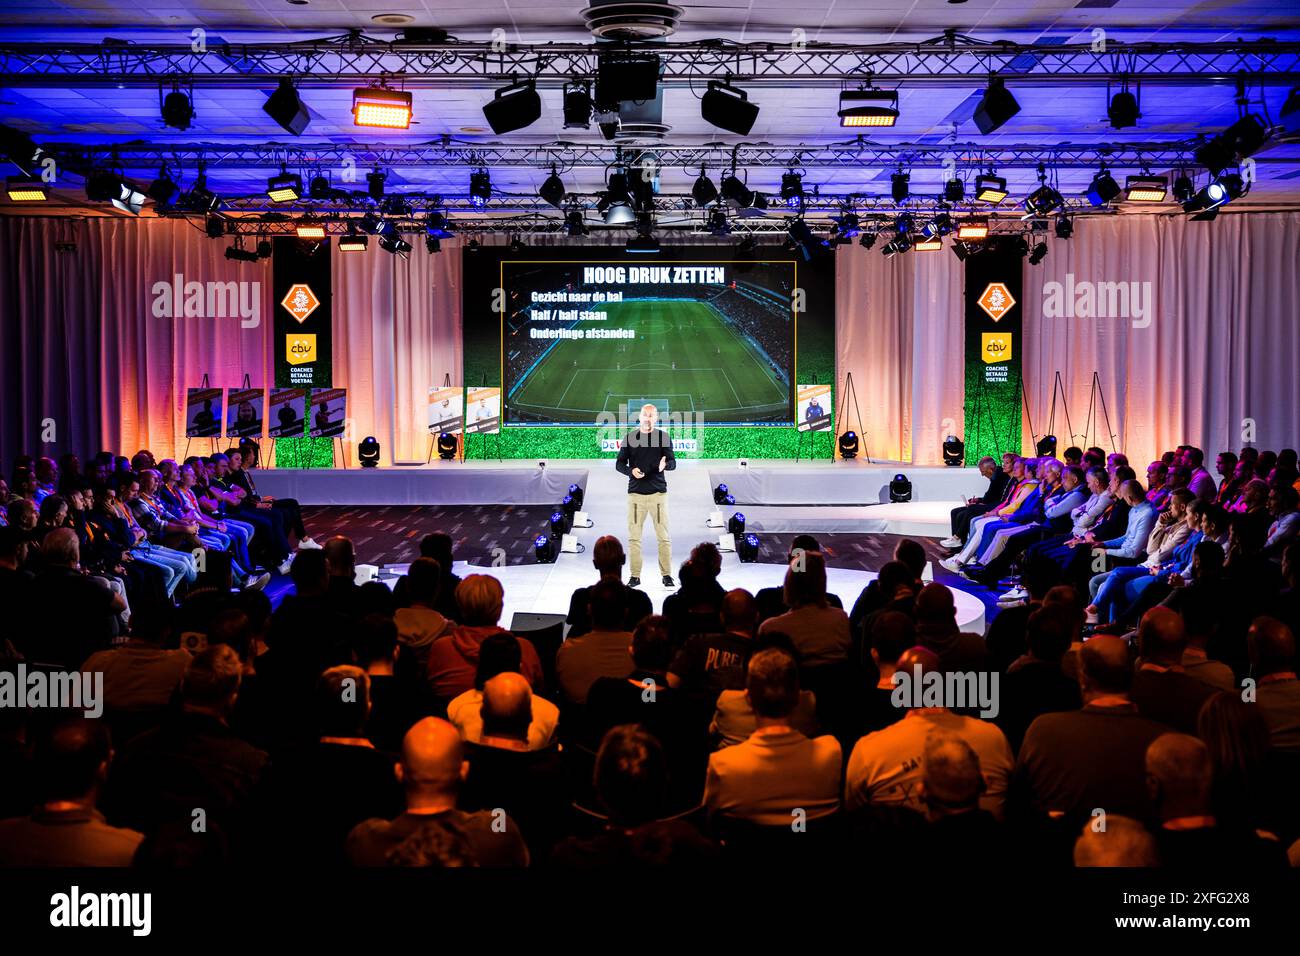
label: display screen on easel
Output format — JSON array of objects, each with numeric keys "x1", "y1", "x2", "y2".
[
  {"x1": 465, "y1": 387, "x2": 501, "y2": 435},
  {"x1": 796, "y1": 383, "x2": 832, "y2": 432},
  {"x1": 308, "y1": 388, "x2": 347, "y2": 438},
  {"x1": 185, "y1": 387, "x2": 224, "y2": 438}
]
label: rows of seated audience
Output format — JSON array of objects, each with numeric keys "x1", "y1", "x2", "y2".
[{"x1": 0, "y1": 441, "x2": 1298, "y2": 868}]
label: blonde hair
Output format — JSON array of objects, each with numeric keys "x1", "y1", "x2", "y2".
[{"x1": 455, "y1": 574, "x2": 504, "y2": 626}]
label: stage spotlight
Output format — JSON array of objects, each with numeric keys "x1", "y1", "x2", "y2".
[
  {"x1": 509, "y1": 235, "x2": 526, "y2": 254},
  {"x1": 914, "y1": 237, "x2": 942, "y2": 252},
  {"x1": 859, "y1": 232, "x2": 877, "y2": 250},
  {"x1": 378, "y1": 232, "x2": 412, "y2": 256},
  {"x1": 550, "y1": 511, "x2": 570, "y2": 538},
  {"x1": 263, "y1": 77, "x2": 311, "y2": 135},
  {"x1": 720, "y1": 174, "x2": 754, "y2": 209},
  {"x1": 956, "y1": 218, "x2": 989, "y2": 241},
  {"x1": 838, "y1": 88, "x2": 899, "y2": 128},
  {"x1": 1172, "y1": 172, "x2": 1195, "y2": 203},
  {"x1": 561, "y1": 495, "x2": 579, "y2": 521},
  {"x1": 707, "y1": 208, "x2": 731, "y2": 236},
  {"x1": 891, "y1": 171, "x2": 909, "y2": 203},
  {"x1": 437, "y1": 433, "x2": 457, "y2": 460},
  {"x1": 425, "y1": 237, "x2": 441, "y2": 254},
  {"x1": 338, "y1": 229, "x2": 368, "y2": 252},
  {"x1": 267, "y1": 171, "x2": 302, "y2": 203},
  {"x1": 972, "y1": 77, "x2": 1020, "y2": 134},
  {"x1": 6, "y1": 176, "x2": 48, "y2": 202},
  {"x1": 701, "y1": 80, "x2": 760, "y2": 135},
  {"x1": 1024, "y1": 183, "x2": 1064, "y2": 217},
  {"x1": 692, "y1": 170, "x2": 719, "y2": 207},
  {"x1": 881, "y1": 236, "x2": 911, "y2": 257},
  {"x1": 295, "y1": 218, "x2": 326, "y2": 240},
  {"x1": 353, "y1": 87, "x2": 412, "y2": 129},
  {"x1": 780, "y1": 172, "x2": 805, "y2": 207},
  {"x1": 483, "y1": 79, "x2": 541, "y2": 134},
  {"x1": 1036, "y1": 434, "x2": 1058, "y2": 456},
  {"x1": 728, "y1": 512, "x2": 746, "y2": 536},
  {"x1": 564, "y1": 210, "x2": 589, "y2": 237},
  {"x1": 469, "y1": 170, "x2": 491, "y2": 207},
  {"x1": 358, "y1": 212, "x2": 383, "y2": 235},
  {"x1": 147, "y1": 169, "x2": 178, "y2": 207},
  {"x1": 538, "y1": 167, "x2": 567, "y2": 209},
  {"x1": 1029, "y1": 241, "x2": 1048, "y2": 264},
  {"x1": 366, "y1": 169, "x2": 386, "y2": 202},
  {"x1": 359, "y1": 437, "x2": 381, "y2": 467},
  {"x1": 713, "y1": 483, "x2": 730, "y2": 505},
  {"x1": 563, "y1": 81, "x2": 592, "y2": 128},
  {"x1": 160, "y1": 85, "x2": 195, "y2": 130},
  {"x1": 895, "y1": 212, "x2": 915, "y2": 235},
  {"x1": 951, "y1": 241, "x2": 972, "y2": 261},
  {"x1": 889, "y1": 473, "x2": 913, "y2": 502},
  {"x1": 942, "y1": 436, "x2": 964, "y2": 466},
  {"x1": 594, "y1": 51, "x2": 660, "y2": 104},
  {"x1": 1008, "y1": 235, "x2": 1030, "y2": 257},
  {"x1": 922, "y1": 213, "x2": 954, "y2": 239},
  {"x1": 738, "y1": 533, "x2": 760, "y2": 563},
  {"x1": 567, "y1": 483, "x2": 584, "y2": 510},
  {"x1": 838, "y1": 431, "x2": 860, "y2": 459},
  {"x1": 205, "y1": 214, "x2": 225, "y2": 239},
  {"x1": 1084, "y1": 168, "x2": 1121, "y2": 207},
  {"x1": 975, "y1": 174, "x2": 1008, "y2": 204},
  {"x1": 787, "y1": 218, "x2": 829, "y2": 261},
  {"x1": 600, "y1": 172, "x2": 635, "y2": 224},
  {"x1": 1108, "y1": 88, "x2": 1140, "y2": 129},
  {"x1": 307, "y1": 173, "x2": 332, "y2": 199},
  {"x1": 1195, "y1": 114, "x2": 1270, "y2": 174},
  {"x1": 944, "y1": 178, "x2": 965, "y2": 202},
  {"x1": 1125, "y1": 175, "x2": 1168, "y2": 203},
  {"x1": 735, "y1": 235, "x2": 757, "y2": 255},
  {"x1": 86, "y1": 171, "x2": 145, "y2": 215},
  {"x1": 224, "y1": 241, "x2": 259, "y2": 263},
  {"x1": 1055, "y1": 217, "x2": 1074, "y2": 240},
  {"x1": 0, "y1": 125, "x2": 47, "y2": 176},
  {"x1": 257, "y1": 240, "x2": 272, "y2": 259},
  {"x1": 831, "y1": 212, "x2": 860, "y2": 240},
  {"x1": 1184, "y1": 173, "x2": 1246, "y2": 220},
  {"x1": 534, "y1": 534, "x2": 557, "y2": 564},
  {"x1": 426, "y1": 211, "x2": 455, "y2": 239}
]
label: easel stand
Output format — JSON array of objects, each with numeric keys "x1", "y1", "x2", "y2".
[
  {"x1": 1080, "y1": 371, "x2": 1119, "y2": 454},
  {"x1": 1042, "y1": 370, "x2": 1076, "y2": 454},
  {"x1": 331, "y1": 437, "x2": 349, "y2": 469},
  {"x1": 818, "y1": 371, "x2": 870, "y2": 463}
]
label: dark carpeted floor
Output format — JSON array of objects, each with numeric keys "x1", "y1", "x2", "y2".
[{"x1": 291, "y1": 505, "x2": 1004, "y2": 621}]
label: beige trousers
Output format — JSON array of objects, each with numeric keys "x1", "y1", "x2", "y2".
[{"x1": 627, "y1": 492, "x2": 671, "y2": 577}]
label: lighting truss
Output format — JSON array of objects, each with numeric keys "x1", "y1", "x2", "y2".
[{"x1": 2, "y1": 36, "x2": 1297, "y2": 88}]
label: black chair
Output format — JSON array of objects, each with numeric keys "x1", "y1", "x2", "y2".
[{"x1": 712, "y1": 811, "x2": 846, "y2": 865}]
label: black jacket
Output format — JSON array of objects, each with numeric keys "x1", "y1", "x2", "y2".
[{"x1": 615, "y1": 429, "x2": 676, "y2": 494}]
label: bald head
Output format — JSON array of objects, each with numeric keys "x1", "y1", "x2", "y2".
[
  {"x1": 922, "y1": 734, "x2": 984, "y2": 815},
  {"x1": 1248, "y1": 616, "x2": 1297, "y2": 677},
  {"x1": 1078, "y1": 635, "x2": 1133, "y2": 698},
  {"x1": 1138, "y1": 607, "x2": 1187, "y2": 666},
  {"x1": 1145, "y1": 733, "x2": 1212, "y2": 820},
  {"x1": 42, "y1": 527, "x2": 80, "y2": 567},
  {"x1": 398, "y1": 718, "x2": 466, "y2": 804},
  {"x1": 895, "y1": 645, "x2": 942, "y2": 682},
  {"x1": 1073, "y1": 816, "x2": 1159, "y2": 867},
  {"x1": 720, "y1": 588, "x2": 758, "y2": 634},
  {"x1": 481, "y1": 672, "x2": 533, "y2": 742}
]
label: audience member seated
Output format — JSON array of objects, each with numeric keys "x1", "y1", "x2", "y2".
[
  {"x1": 757, "y1": 550, "x2": 851, "y2": 667},
  {"x1": 995, "y1": 606, "x2": 1082, "y2": 753},
  {"x1": 1011, "y1": 636, "x2": 1170, "y2": 827},
  {"x1": 1146, "y1": 733, "x2": 1287, "y2": 868},
  {"x1": 667, "y1": 587, "x2": 757, "y2": 701},
  {"x1": 845, "y1": 646, "x2": 1013, "y2": 818},
  {"x1": 555, "y1": 578, "x2": 636, "y2": 706},
  {"x1": 345, "y1": 717, "x2": 529, "y2": 867},
  {"x1": 21, "y1": 528, "x2": 125, "y2": 667},
  {"x1": 913, "y1": 582, "x2": 988, "y2": 675},
  {"x1": 394, "y1": 557, "x2": 456, "y2": 673},
  {"x1": 550, "y1": 726, "x2": 717, "y2": 865},
  {"x1": 1248, "y1": 616, "x2": 1300, "y2": 753},
  {"x1": 447, "y1": 633, "x2": 559, "y2": 750},
  {"x1": 427, "y1": 574, "x2": 543, "y2": 705},
  {"x1": 563, "y1": 535, "x2": 652, "y2": 638},
  {"x1": 704, "y1": 647, "x2": 841, "y2": 825},
  {"x1": 711, "y1": 634, "x2": 820, "y2": 748},
  {"x1": 1129, "y1": 607, "x2": 1219, "y2": 733},
  {"x1": 662, "y1": 542, "x2": 727, "y2": 644},
  {"x1": 1072, "y1": 815, "x2": 1160, "y2": 867},
  {"x1": 0, "y1": 718, "x2": 144, "y2": 866},
  {"x1": 756, "y1": 534, "x2": 845, "y2": 622},
  {"x1": 392, "y1": 532, "x2": 463, "y2": 622}
]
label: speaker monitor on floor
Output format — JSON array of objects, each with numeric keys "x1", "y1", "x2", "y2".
[
  {"x1": 717, "y1": 533, "x2": 736, "y2": 553},
  {"x1": 572, "y1": 510, "x2": 593, "y2": 528},
  {"x1": 560, "y1": 534, "x2": 582, "y2": 554},
  {"x1": 706, "y1": 510, "x2": 724, "y2": 528}
]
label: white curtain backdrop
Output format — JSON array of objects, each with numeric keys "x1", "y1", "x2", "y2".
[{"x1": 3, "y1": 213, "x2": 1298, "y2": 467}]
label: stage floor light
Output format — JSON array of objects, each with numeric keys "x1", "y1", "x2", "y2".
[
  {"x1": 738, "y1": 534, "x2": 760, "y2": 563},
  {"x1": 359, "y1": 437, "x2": 381, "y2": 467},
  {"x1": 839, "y1": 431, "x2": 859, "y2": 459},
  {"x1": 535, "y1": 534, "x2": 557, "y2": 564},
  {"x1": 889, "y1": 474, "x2": 912, "y2": 502},
  {"x1": 943, "y1": 436, "x2": 964, "y2": 466}
]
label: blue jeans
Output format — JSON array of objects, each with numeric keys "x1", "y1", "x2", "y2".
[
  {"x1": 131, "y1": 544, "x2": 198, "y2": 598},
  {"x1": 1090, "y1": 565, "x2": 1158, "y2": 623}
]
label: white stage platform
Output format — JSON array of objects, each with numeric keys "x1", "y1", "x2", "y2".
[
  {"x1": 708, "y1": 460, "x2": 983, "y2": 505},
  {"x1": 332, "y1": 457, "x2": 986, "y2": 634},
  {"x1": 255, "y1": 462, "x2": 590, "y2": 505},
  {"x1": 742, "y1": 501, "x2": 958, "y2": 537}
]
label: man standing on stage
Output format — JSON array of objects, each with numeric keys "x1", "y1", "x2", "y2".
[{"x1": 616, "y1": 403, "x2": 676, "y2": 589}]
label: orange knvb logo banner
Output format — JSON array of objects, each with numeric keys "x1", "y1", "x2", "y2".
[
  {"x1": 977, "y1": 282, "x2": 1016, "y2": 322},
  {"x1": 981, "y1": 332, "x2": 1013, "y2": 364},
  {"x1": 281, "y1": 283, "x2": 320, "y2": 323}
]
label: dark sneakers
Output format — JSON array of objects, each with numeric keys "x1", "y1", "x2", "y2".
[
  {"x1": 662, "y1": 575, "x2": 675, "y2": 588},
  {"x1": 628, "y1": 576, "x2": 641, "y2": 588}
]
